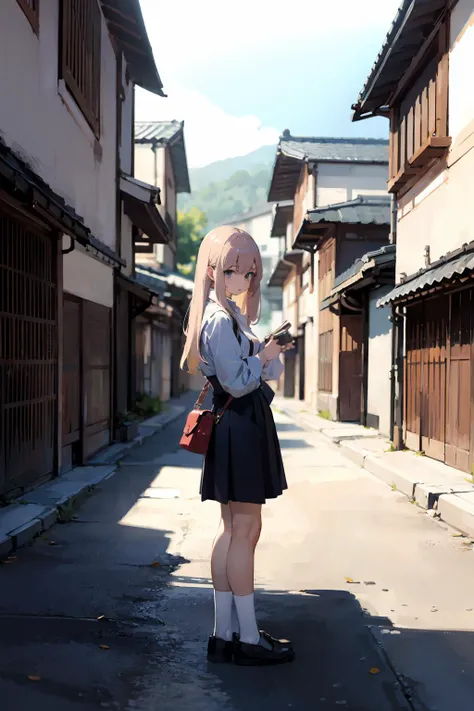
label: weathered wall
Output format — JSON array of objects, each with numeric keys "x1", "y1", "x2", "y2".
[
  {"x1": 396, "y1": 2, "x2": 474, "y2": 279},
  {"x1": 316, "y1": 163, "x2": 388, "y2": 207},
  {"x1": 367, "y1": 288, "x2": 392, "y2": 436},
  {"x1": 0, "y1": 0, "x2": 117, "y2": 249}
]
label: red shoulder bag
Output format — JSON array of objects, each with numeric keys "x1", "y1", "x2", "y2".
[{"x1": 180, "y1": 382, "x2": 232, "y2": 455}]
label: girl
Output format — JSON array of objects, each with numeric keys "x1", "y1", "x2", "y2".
[{"x1": 181, "y1": 225, "x2": 294, "y2": 666}]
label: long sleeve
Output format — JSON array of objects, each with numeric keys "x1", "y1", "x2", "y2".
[
  {"x1": 202, "y1": 312, "x2": 262, "y2": 397},
  {"x1": 254, "y1": 341, "x2": 284, "y2": 382},
  {"x1": 262, "y1": 355, "x2": 284, "y2": 382}
]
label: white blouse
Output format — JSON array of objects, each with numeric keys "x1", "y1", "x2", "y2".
[{"x1": 199, "y1": 292, "x2": 284, "y2": 398}]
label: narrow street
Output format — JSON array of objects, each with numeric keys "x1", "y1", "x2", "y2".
[{"x1": 2, "y1": 396, "x2": 474, "y2": 711}]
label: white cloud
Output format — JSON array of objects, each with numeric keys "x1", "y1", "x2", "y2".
[
  {"x1": 140, "y1": 0, "x2": 402, "y2": 74},
  {"x1": 137, "y1": 0, "x2": 402, "y2": 167},
  {"x1": 135, "y1": 84, "x2": 279, "y2": 168}
]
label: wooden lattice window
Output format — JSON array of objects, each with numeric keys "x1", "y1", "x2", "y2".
[
  {"x1": 60, "y1": 0, "x2": 102, "y2": 136},
  {"x1": 388, "y1": 21, "x2": 450, "y2": 194},
  {"x1": 17, "y1": 0, "x2": 39, "y2": 33}
]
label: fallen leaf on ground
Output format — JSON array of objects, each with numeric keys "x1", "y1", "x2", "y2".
[
  {"x1": 369, "y1": 668, "x2": 381, "y2": 675},
  {"x1": 344, "y1": 577, "x2": 353, "y2": 583},
  {"x1": 97, "y1": 615, "x2": 107, "y2": 621},
  {"x1": 99, "y1": 644, "x2": 110, "y2": 651},
  {"x1": 151, "y1": 561, "x2": 161, "y2": 568},
  {"x1": 452, "y1": 533, "x2": 464, "y2": 538},
  {"x1": 28, "y1": 675, "x2": 41, "y2": 681}
]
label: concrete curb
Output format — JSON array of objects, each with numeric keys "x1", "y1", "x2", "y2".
[
  {"x1": 0, "y1": 404, "x2": 186, "y2": 560},
  {"x1": 277, "y1": 403, "x2": 474, "y2": 540},
  {"x1": 89, "y1": 406, "x2": 186, "y2": 465}
]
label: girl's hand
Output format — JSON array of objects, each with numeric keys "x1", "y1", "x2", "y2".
[{"x1": 260, "y1": 336, "x2": 283, "y2": 363}]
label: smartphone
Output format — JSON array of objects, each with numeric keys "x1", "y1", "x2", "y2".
[{"x1": 275, "y1": 331, "x2": 293, "y2": 346}]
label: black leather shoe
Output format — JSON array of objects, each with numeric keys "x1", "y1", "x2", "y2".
[
  {"x1": 207, "y1": 636, "x2": 234, "y2": 663},
  {"x1": 233, "y1": 631, "x2": 294, "y2": 649},
  {"x1": 233, "y1": 630, "x2": 295, "y2": 666}
]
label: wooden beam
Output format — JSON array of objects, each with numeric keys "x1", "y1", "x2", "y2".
[
  {"x1": 388, "y1": 14, "x2": 447, "y2": 107},
  {"x1": 100, "y1": 2, "x2": 137, "y2": 25},
  {"x1": 116, "y1": 38, "x2": 148, "y2": 57},
  {"x1": 105, "y1": 18, "x2": 143, "y2": 42}
]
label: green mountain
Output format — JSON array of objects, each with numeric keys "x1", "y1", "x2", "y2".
[{"x1": 179, "y1": 144, "x2": 277, "y2": 229}]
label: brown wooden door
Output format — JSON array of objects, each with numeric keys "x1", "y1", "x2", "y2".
[
  {"x1": 339, "y1": 314, "x2": 363, "y2": 422},
  {"x1": 404, "y1": 291, "x2": 472, "y2": 473},
  {"x1": 445, "y1": 290, "x2": 471, "y2": 471},
  {"x1": 405, "y1": 303, "x2": 424, "y2": 452},
  {"x1": 62, "y1": 296, "x2": 81, "y2": 458},
  {"x1": 420, "y1": 297, "x2": 447, "y2": 462},
  {"x1": 83, "y1": 301, "x2": 111, "y2": 459}
]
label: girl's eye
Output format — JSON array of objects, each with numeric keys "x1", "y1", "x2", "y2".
[
  {"x1": 224, "y1": 270, "x2": 234, "y2": 277},
  {"x1": 245, "y1": 272, "x2": 255, "y2": 280}
]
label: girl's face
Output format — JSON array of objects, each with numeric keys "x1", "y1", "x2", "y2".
[{"x1": 208, "y1": 264, "x2": 256, "y2": 297}]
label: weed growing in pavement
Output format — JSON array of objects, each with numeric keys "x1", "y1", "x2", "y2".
[
  {"x1": 391, "y1": 483, "x2": 397, "y2": 491},
  {"x1": 319, "y1": 410, "x2": 331, "y2": 420}
]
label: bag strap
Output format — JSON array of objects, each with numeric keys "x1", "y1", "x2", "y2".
[
  {"x1": 216, "y1": 395, "x2": 233, "y2": 424},
  {"x1": 193, "y1": 315, "x2": 239, "y2": 415},
  {"x1": 194, "y1": 381, "x2": 210, "y2": 410}
]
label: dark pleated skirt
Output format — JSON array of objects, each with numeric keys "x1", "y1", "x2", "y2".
[{"x1": 200, "y1": 377, "x2": 288, "y2": 504}]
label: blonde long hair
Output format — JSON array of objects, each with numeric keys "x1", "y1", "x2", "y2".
[{"x1": 181, "y1": 225, "x2": 263, "y2": 374}]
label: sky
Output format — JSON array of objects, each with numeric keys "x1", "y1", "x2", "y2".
[{"x1": 137, "y1": 0, "x2": 402, "y2": 169}]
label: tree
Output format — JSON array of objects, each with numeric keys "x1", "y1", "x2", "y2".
[{"x1": 176, "y1": 207, "x2": 208, "y2": 277}]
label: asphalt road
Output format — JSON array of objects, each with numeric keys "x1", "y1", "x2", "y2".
[{"x1": 1, "y1": 393, "x2": 474, "y2": 710}]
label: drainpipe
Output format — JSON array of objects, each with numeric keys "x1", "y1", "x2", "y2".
[
  {"x1": 389, "y1": 194, "x2": 398, "y2": 245},
  {"x1": 390, "y1": 304, "x2": 405, "y2": 449},
  {"x1": 152, "y1": 139, "x2": 158, "y2": 188}
]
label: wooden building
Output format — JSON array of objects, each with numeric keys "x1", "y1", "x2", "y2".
[
  {"x1": 295, "y1": 197, "x2": 392, "y2": 421},
  {"x1": 352, "y1": 0, "x2": 474, "y2": 473},
  {"x1": 267, "y1": 132, "x2": 389, "y2": 412},
  {"x1": 0, "y1": 0, "x2": 166, "y2": 494}
]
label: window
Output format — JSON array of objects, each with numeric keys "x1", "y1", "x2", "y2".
[
  {"x1": 60, "y1": 0, "x2": 102, "y2": 136},
  {"x1": 388, "y1": 21, "x2": 450, "y2": 194},
  {"x1": 17, "y1": 0, "x2": 39, "y2": 33},
  {"x1": 318, "y1": 238, "x2": 335, "y2": 300},
  {"x1": 319, "y1": 331, "x2": 333, "y2": 393}
]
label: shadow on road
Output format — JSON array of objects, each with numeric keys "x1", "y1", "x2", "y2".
[{"x1": 0, "y1": 400, "x2": 473, "y2": 710}]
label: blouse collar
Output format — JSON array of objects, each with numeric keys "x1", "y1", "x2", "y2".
[{"x1": 208, "y1": 289, "x2": 241, "y2": 315}]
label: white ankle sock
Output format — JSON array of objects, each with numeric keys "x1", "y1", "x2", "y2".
[
  {"x1": 213, "y1": 590, "x2": 233, "y2": 641},
  {"x1": 233, "y1": 593, "x2": 260, "y2": 645}
]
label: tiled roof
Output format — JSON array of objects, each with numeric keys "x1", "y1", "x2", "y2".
[
  {"x1": 334, "y1": 244, "x2": 396, "y2": 290},
  {"x1": 135, "y1": 121, "x2": 191, "y2": 193},
  {"x1": 279, "y1": 134, "x2": 389, "y2": 164},
  {"x1": 135, "y1": 120, "x2": 182, "y2": 143},
  {"x1": 378, "y1": 242, "x2": 474, "y2": 307},
  {"x1": 0, "y1": 137, "x2": 124, "y2": 267},
  {"x1": 352, "y1": 0, "x2": 447, "y2": 121},
  {"x1": 136, "y1": 265, "x2": 194, "y2": 294},
  {"x1": 268, "y1": 132, "x2": 389, "y2": 202},
  {"x1": 308, "y1": 195, "x2": 391, "y2": 226}
]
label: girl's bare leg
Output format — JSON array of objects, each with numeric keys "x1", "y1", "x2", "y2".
[
  {"x1": 227, "y1": 502, "x2": 263, "y2": 645},
  {"x1": 211, "y1": 504, "x2": 235, "y2": 641}
]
